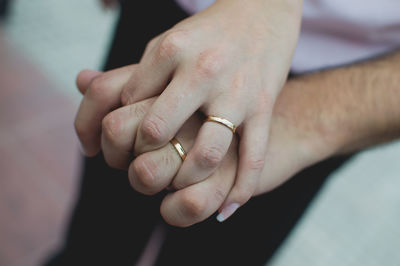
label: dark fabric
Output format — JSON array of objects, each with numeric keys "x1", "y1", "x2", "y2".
[
  {"x1": 44, "y1": 1, "x2": 352, "y2": 265},
  {"x1": 0, "y1": 0, "x2": 10, "y2": 18}
]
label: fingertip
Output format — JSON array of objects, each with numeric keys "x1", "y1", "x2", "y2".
[
  {"x1": 76, "y1": 69, "x2": 102, "y2": 95},
  {"x1": 216, "y1": 202, "x2": 240, "y2": 222}
]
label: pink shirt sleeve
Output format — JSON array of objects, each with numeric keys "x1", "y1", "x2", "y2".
[{"x1": 175, "y1": 0, "x2": 214, "y2": 14}]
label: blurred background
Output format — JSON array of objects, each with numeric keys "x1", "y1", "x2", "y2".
[{"x1": 0, "y1": 1, "x2": 399, "y2": 266}]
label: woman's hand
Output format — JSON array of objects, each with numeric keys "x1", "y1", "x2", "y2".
[{"x1": 94, "y1": 0, "x2": 302, "y2": 214}]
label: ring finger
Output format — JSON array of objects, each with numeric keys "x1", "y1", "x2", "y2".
[
  {"x1": 171, "y1": 104, "x2": 243, "y2": 189},
  {"x1": 128, "y1": 114, "x2": 202, "y2": 195}
]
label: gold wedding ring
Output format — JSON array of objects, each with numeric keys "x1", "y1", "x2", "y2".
[
  {"x1": 170, "y1": 138, "x2": 187, "y2": 161},
  {"x1": 205, "y1": 115, "x2": 237, "y2": 134}
]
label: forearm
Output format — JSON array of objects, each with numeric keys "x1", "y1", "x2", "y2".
[{"x1": 277, "y1": 50, "x2": 400, "y2": 157}]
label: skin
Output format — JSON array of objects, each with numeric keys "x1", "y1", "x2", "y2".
[
  {"x1": 77, "y1": 0, "x2": 303, "y2": 218},
  {"x1": 100, "y1": 0, "x2": 117, "y2": 8},
  {"x1": 74, "y1": 50, "x2": 400, "y2": 226}
]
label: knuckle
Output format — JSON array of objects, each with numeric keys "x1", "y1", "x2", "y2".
[
  {"x1": 180, "y1": 191, "x2": 207, "y2": 219},
  {"x1": 195, "y1": 50, "x2": 224, "y2": 78},
  {"x1": 195, "y1": 145, "x2": 225, "y2": 169},
  {"x1": 157, "y1": 31, "x2": 186, "y2": 60},
  {"x1": 131, "y1": 159, "x2": 158, "y2": 194},
  {"x1": 101, "y1": 113, "x2": 123, "y2": 145},
  {"x1": 140, "y1": 114, "x2": 170, "y2": 144}
]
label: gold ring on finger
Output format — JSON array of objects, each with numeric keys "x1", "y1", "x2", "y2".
[
  {"x1": 170, "y1": 137, "x2": 187, "y2": 161},
  {"x1": 204, "y1": 115, "x2": 237, "y2": 134}
]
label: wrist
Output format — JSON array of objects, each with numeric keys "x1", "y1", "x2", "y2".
[{"x1": 274, "y1": 77, "x2": 342, "y2": 163}]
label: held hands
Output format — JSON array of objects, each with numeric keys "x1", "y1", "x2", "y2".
[
  {"x1": 76, "y1": 0, "x2": 305, "y2": 226},
  {"x1": 74, "y1": 67, "x2": 332, "y2": 226}
]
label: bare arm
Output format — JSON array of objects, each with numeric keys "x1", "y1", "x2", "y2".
[
  {"x1": 280, "y1": 50, "x2": 400, "y2": 156},
  {"x1": 256, "y1": 49, "x2": 400, "y2": 194}
]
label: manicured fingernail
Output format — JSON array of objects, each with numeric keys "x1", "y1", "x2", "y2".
[{"x1": 216, "y1": 203, "x2": 240, "y2": 222}]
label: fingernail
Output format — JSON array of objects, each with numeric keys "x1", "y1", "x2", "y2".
[{"x1": 216, "y1": 203, "x2": 240, "y2": 222}]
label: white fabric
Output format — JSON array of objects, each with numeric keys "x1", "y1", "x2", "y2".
[{"x1": 175, "y1": 0, "x2": 400, "y2": 73}]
